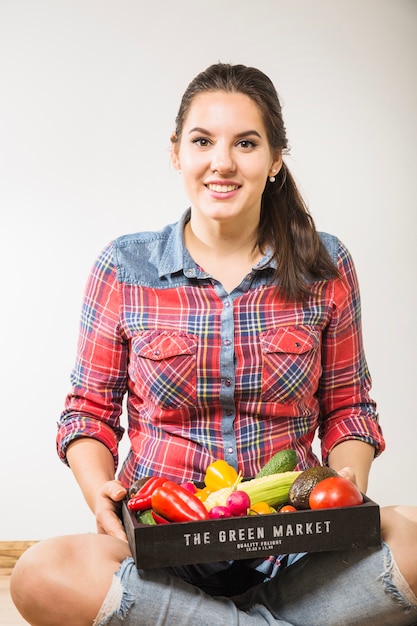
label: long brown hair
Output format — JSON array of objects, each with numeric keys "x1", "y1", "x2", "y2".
[{"x1": 173, "y1": 63, "x2": 339, "y2": 301}]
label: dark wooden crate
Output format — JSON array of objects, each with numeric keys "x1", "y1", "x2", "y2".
[{"x1": 123, "y1": 497, "x2": 380, "y2": 569}]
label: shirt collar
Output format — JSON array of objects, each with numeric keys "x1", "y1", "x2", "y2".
[{"x1": 158, "y1": 209, "x2": 194, "y2": 277}]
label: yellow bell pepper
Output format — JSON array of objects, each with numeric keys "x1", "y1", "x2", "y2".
[
  {"x1": 204, "y1": 460, "x2": 239, "y2": 492},
  {"x1": 195, "y1": 486, "x2": 211, "y2": 502}
]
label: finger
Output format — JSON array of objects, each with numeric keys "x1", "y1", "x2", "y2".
[
  {"x1": 97, "y1": 511, "x2": 128, "y2": 542},
  {"x1": 337, "y1": 466, "x2": 356, "y2": 483},
  {"x1": 103, "y1": 479, "x2": 127, "y2": 502}
]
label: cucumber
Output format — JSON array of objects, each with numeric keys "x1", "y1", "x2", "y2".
[
  {"x1": 136, "y1": 509, "x2": 157, "y2": 525},
  {"x1": 256, "y1": 449, "x2": 298, "y2": 478}
]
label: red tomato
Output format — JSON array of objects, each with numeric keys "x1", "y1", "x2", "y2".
[
  {"x1": 280, "y1": 505, "x2": 297, "y2": 513},
  {"x1": 309, "y1": 476, "x2": 363, "y2": 509}
]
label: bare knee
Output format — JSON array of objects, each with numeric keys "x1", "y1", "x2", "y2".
[
  {"x1": 10, "y1": 539, "x2": 57, "y2": 625},
  {"x1": 10, "y1": 534, "x2": 131, "y2": 626},
  {"x1": 381, "y1": 505, "x2": 417, "y2": 597}
]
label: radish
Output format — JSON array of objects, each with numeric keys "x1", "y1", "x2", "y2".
[
  {"x1": 226, "y1": 491, "x2": 251, "y2": 516},
  {"x1": 209, "y1": 506, "x2": 232, "y2": 519},
  {"x1": 181, "y1": 481, "x2": 197, "y2": 494}
]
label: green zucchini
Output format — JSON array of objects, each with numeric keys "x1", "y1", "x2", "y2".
[{"x1": 256, "y1": 449, "x2": 298, "y2": 478}]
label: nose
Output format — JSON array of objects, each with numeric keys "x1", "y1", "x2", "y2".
[{"x1": 210, "y1": 141, "x2": 236, "y2": 174}]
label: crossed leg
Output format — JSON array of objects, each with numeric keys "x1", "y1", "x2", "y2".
[
  {"x1": 380, "y1": 505, "x2": 417, "y2": 595},
  {"x1": 10, "y1": 505, "x2": 417, "y2": 626},
  {"x1": 10, "y1": 534, "x2": 131, "y2": 626}
]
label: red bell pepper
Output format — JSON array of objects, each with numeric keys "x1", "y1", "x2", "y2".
[
  {"x1": 151, "y1": 481, "x2": 210, "y2": 522},
  {"x1": 127, "y1": 476, "x2": 167, "y2": 511},
  {"x1": 151, "y1": 510, "x2": 171, "y2": 525}
]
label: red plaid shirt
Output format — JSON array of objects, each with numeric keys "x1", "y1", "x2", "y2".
[{"x1": 57, "y1": 212, "x2": 385, "y2": 487}]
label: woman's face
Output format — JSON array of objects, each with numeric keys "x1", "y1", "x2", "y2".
[{"x1": 171, "y1": 91, "x2": 281, "y2": 228}]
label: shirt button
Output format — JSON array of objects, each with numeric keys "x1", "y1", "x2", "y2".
[
  {"x1": 224, "y1": 339, "x2": 231, "y2": 346},
  {"x1": 153, "y1": 350, "x2": 160, "y2": 356},
  {"x1": 225, "y1": 301, "x2": 231, "y2": 308},
  {"x1": 225, "y1": 410, "x2": 233, "y2": 416},
  {"x1": 224, "y1": 379, "x2": 232, "y2": 387},
  {"x1": 227, "y1": 447, "x2": 234, "y2": 454}
]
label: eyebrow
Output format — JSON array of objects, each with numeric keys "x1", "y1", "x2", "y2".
[{"x1": 188, "y1": 127, "x2": 263, "y2": 139}]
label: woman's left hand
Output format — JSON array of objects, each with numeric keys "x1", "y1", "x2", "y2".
[
  {"x1": 336, "y1": 466, "x2": 358, "y2": 485},
  {"x1": 328, "y1": 440, "x2": 375, "y2": 494}
]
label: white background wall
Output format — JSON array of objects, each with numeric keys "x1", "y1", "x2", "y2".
[{"x1": 1, "y1": 0, "x2": 416, "y2": 540}]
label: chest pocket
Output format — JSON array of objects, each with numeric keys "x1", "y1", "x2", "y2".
[
  {"x1": 131, "y1": 330, "x2": 198, "y2": 410},
  {"x1": 259, "y1": 326, "x2": 321, "y2": 403}
]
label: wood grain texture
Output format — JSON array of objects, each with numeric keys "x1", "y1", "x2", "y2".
[{"x1": 0, "y1": 541, "x2": 38, "y2": 576}]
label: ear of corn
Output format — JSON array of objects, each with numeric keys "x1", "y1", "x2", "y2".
[
  {"x1": 204, "y1": 485, "x2": 236, "y2": 511},
  {"x1": 239, "y1": 471, "x2": 301, "y2": 508},
  {"x1": 204, "y1": 470, "x2": 301, "y2": 511}
]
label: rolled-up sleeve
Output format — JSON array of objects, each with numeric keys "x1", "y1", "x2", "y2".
[
  {"x1": 318, "y1": 240, "x2": 385, "y2": 462},
  {"x1": 56, "y1": 243, "x2": 128, "y2": 470}
]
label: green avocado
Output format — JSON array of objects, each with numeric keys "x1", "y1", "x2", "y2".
[{"x1": 288, "y1": 466, "x2": 338, "y2": 509}]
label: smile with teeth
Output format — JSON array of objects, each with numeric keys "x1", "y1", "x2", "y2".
[{"x1": 207, "y1": 183, "x2": 240, "y2": 193}]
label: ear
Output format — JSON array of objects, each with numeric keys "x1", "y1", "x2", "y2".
[
  {"x1": 269, "y1": 152, "x2": 283, "y2": 178},
  {"x1": 170, "y1": 132, "x2": 181, "y2": 171}
]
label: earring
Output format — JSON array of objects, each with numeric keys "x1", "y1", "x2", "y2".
[{"x1": 269, "y1": 172, "x2": 276, "y2": 183}]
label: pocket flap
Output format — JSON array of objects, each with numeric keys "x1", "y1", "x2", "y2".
[
  {"x1": 133, "y1": 331, "x2": 198, "y2": 361},
  {"x1": 260, "y1": 326, "x2": 319, "y2": 354}
]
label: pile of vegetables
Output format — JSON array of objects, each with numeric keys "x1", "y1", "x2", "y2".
[
  {"x1": 127, "y1": 449, "x2": 364, "y2": 526},
  {"x1": 127, "y1": 449, "x2": 301, "y2": 525}
]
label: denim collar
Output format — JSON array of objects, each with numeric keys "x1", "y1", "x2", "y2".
[{"x1": 158, "y1": 209, "x2": 275, "y2": 279}]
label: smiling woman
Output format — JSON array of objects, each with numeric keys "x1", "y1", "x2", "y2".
[
  {"x1": 169, "y1": 64, "x2": 338, "y2": 299},
  {"x1": 10, "y1": 62, "x2": 417, "y2": 626}
]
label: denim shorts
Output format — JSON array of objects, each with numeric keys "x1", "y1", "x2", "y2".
[{"x1": 93, "y1": 542, "x2": 417, "y2": 626}]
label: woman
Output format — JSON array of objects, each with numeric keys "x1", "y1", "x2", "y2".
[{"x1": 11, "y1": 63, "x2": 417, "y2": 625}]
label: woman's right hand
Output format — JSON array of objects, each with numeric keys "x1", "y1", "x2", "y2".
[
  {"x1": 66, "y1": 439, "x2": 130, "y2": 542},
  {"x1": 95, "y1": 479, "x2": 128, "y2": 541}
]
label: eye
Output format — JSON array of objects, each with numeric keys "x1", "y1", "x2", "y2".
[
  {"x1": 191, "y1": 137, "x2": 211, "y2": 147},
  {"x1": 237, "y1": 139, "x2": 257, "y2": 149}
]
